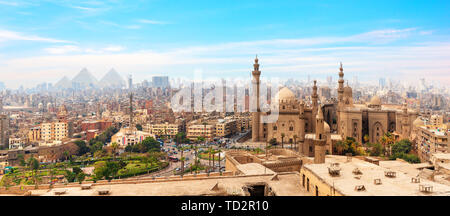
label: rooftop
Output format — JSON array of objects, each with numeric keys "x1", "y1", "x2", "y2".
[{"x1": 303, "y1": 155, "x2": 450, "y2": 196}]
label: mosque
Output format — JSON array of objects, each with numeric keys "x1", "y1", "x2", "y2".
[{"x1": 250, "y1": 57, "x2": 419, "y2": 157}]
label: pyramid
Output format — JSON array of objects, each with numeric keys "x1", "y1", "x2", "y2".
[
  {"x1": 71, "y1": 68, "x2": 98, "y2": 88},
  {"x1": 99, "y1": 68, "x2": 126, "y2": 88},
  {"x1": 54, "y1": 76, "x2": 72, "y2": 89}
]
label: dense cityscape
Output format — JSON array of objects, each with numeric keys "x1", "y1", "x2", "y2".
[
  {"x1": 0, "y1": 56, "x2": 448, "y2": 196},
  {"x1": 0, "y1": 0, "x2": 449, "y2": 200}
]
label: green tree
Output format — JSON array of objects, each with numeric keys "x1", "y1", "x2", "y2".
[
  {"x1": 391, "y1": 139, "x2": 412, "y2": 155},
  {"x1": 111, "y1": 142, "x2": 119, "y2": 161},
  {"x1": 135, "y1": 124, "x2": 143, "y2": 131},
  {"x1": 28, "y1": 157, "x2": 40, "y2": 189},
  {"x1": 17, "y1": 154, "x2": 26, "y2": 167},
  {"x1": 64, "y1": 170, "x2": 77, "y2": 183},
  {"x1": 74, "y1": 140, "x2": 90, "y2": 156},
  {"x1": 77, "y1": 172, "x2": 86, "y2": 184}
]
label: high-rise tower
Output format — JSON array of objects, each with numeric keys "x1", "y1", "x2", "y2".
[{"x1": 251, "y1": 56, "x2": 261, "y2": 142}]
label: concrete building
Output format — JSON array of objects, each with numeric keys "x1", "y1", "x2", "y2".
[
  {"x1": 186, "y1": 123, "x2": 216, "y2": 141},
  {"x1": 110, "y1": 127, "x2": 155, "y2": 148},
  {"x1": 144, "y1": 122, "x2": 183, "y2": 138},
  {"x1": 215, "y1": 118, "x2": 237, "y2": 137},
  {"x1": 0, "y1": 114, "x2": 9, "y2": 148},
  {"x1": 40, "y1": 121, "x2": 68, "y2": 141},
  {"x1": 299, "y1": 155, "x2": 450, "y2": 196}
]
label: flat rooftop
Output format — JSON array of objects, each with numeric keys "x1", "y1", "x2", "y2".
[
  {"x1": 303, "y1": 155, "x2": 450, "y2": 196},
  {"x1": 30, "y1": 172, "x2": 306, "y2": 196}
]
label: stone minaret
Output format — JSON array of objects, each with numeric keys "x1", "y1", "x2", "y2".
[
  {"x1": 312, "y1": 80, "x2": 318, "y2": 132},
  {"x1": 314, "y1": 106, "x2": 326, "y2": 164},
  {"x1": 298, "y1": 100, "x2": 306, "y2": 154},
  {"x1": 337, "y1": 62, "x2": 345, "y2": 135},
  {"x1": 251, "y1": 56, "x2": 261, "y2": 142},
  {"x1": 401, "y1": 103, "x2": 410, "y2": 138},
  {"x1": 337, "y1": 62, "x2": 345, "y2": 105}
]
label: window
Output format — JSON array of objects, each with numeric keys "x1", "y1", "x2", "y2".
[
  {"x1": 273, "y1": 126, "x2": 277, "y2": 130},
  {"x1": 307, "y1": 178, "x2": 310, "y2": 191},
  {"x1": 289, "y1": 126, "x2": 294, "y2": 131}
]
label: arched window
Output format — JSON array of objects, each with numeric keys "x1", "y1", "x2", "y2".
[
  {"x1": 289, "y1": 126, "x2": 294, "y2": 131},
  {"x1": 273, "y1": 126, "x2": 277, "y2": 131}
]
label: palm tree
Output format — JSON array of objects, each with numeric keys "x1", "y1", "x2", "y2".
[
  {"x1": 179, "y1": 146, "x2": 187, "y2": 175},
  {"x1": 212, "y1": 149, "x2": 215, "y2": 172},
  {"x1": 217, "y1": 149, "x2": 222, "y2": 173},
  {"x1": 111, "y1": 142, "x2": 119, "y2": 161},
  {"x1": 195, "y1": 136, "x2": 205, "y2": 166},
  {"x1": 28, "y1": 157, "x2": 40, "y2": 189},
  {"x1": 63, "y1": 150, "x2": 69, "y2": 162},
  {"x1": 281, "y1": 133, "x2": 285, "y2": 149},
  {"x1": 208, "y1": 146, "x2": 212, "y2": 173}
]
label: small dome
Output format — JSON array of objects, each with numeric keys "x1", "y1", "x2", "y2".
[
  {"x1": 277, "y1": 87, "x2": 295, "y2": 101},
  {"x1": 413, "y1": 117, "x2": 424, "y2": 127},
  {"x1": 344, "y1": 86, "x2": 352, "y2": 95},
  {"x1": 369, "y1": 95, "x2": 381, "y2": 106}
]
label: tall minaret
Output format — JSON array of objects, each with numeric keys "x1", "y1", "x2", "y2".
[
  {"x1": 337, "y1": 62, "x2": 345, "y2": 106},
  {"x1": 314, "y1": 106, "x2": 326, "y2": 164},
  {"x1": 312, "y1": 80, "x2": 318, "y2": 132},
  {"x1": 251, "y1": 55, "x2": 261, "y2": 142},
  {"x1": 298, "y1": 100, "x2": 306, "y2": 154},
  {"x1": 337, "y1": 62, "x2": 345, "y2": 135}
]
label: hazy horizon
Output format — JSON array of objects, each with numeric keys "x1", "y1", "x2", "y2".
[{"x1": 0, "y1": 0, "x2": 449, "y2": 89}]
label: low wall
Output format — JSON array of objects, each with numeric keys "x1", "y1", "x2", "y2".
[{"x1": 0, "y1": 171, "x2": 235, "y2": 195}]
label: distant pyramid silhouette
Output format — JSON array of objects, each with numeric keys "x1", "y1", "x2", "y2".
[
  {"x1": 99, "y1": 68, "x2": 126, "y2": 88},
  {"x1": 72, "y1": 68, "x2": 98, "y2": 87},
  {"x1": 55, "y1": 76, "x2": 72, "y2": 89}
]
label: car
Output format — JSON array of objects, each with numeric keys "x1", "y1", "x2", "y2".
[{"x1": 175, "y1": 168, "x2": 181, "y2": 171}]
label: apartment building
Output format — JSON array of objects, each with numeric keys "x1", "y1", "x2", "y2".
[
  {"x1": 40, "y1": 121, "x2": 69, "y2": 141},
  {"x1": 187, "y1": 124, "x2": 216, "y2": 141},
  {"x1": 144, "y1": 122, "x2": 183, "y2": 138}
]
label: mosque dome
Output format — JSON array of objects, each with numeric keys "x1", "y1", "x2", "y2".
[
  {"x1": 369, "y1": 95, "x2": 381, "y2": 106},
  {"x1": 343, "y1": 86, "x2": 352, "y2": 96},
  {"x1": 277, "y1": 87, "x2": 295, "y2": 101}
]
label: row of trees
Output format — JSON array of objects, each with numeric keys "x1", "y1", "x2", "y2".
[
  {"x1": 124, "y1": 137, "x2": 161, "y2": 153},
  {"x1": 333, "y1": 133, "x2": 420, "y2": 163}
]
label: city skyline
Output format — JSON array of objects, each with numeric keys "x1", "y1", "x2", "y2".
[{"x1": 0, "y1": 0, "x2": 449, "y2": 89}]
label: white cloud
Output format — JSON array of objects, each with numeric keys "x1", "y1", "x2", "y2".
[
  {"x1": 138, "y1": 19, "x2": 170, "y2": 25},
  {"x1": 44, "y1": 45, "x2": 81, "y2": 54},
  {"x1": 103, "y1": 45, "x2": 124, "y2": 52},
  {"x1": 1, "y1": 28, "x2": 449, "y2": 88},
  {"x1": 43, "y1": 45, "x2": 126, "y2": 54},
  {"x1": 0, "y1": 29, "x2": 73, "y2": 43}
]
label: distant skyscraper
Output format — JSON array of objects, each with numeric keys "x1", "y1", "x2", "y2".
[
  {"x1": 379, "y1": 78, "x2": 386, "y2": 89},
  {"x1": 128, "y1": 74, "x2": 133, "y2": 89},
  {"x1": 152, "y1": 76, "x2": 170, "y2": 89}
]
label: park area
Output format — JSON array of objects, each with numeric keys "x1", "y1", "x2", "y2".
[{"x1": 0, "y1": 153, "x2": 168, "y2": 190}]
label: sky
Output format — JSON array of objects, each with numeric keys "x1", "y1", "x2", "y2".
[{"x1": 0, "y1": 0, "x2": 449, "y2": 89}]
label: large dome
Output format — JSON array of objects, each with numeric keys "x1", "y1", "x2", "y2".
[
  {"x1": 277, "y1": 87, "x2": 295, "y2": 101},
  {"x1": 369, "y1": 95, "x2": 381, "y2": 106}
]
